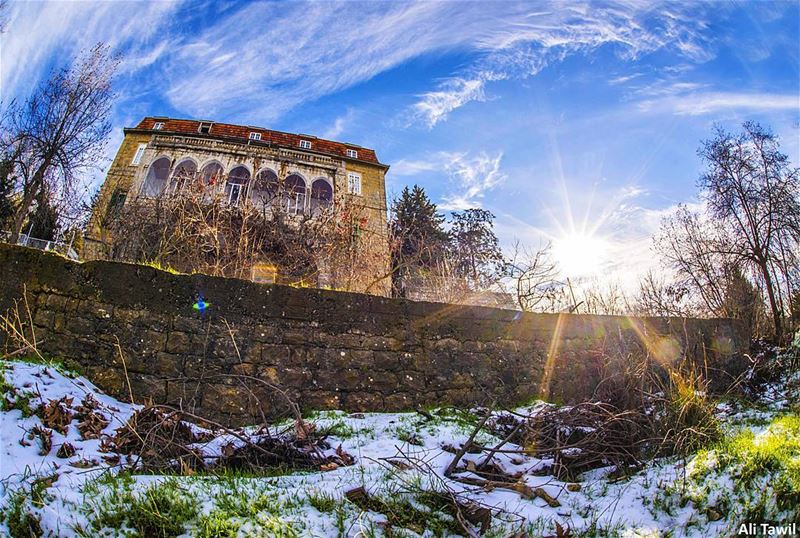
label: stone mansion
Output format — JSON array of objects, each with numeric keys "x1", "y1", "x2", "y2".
[{"x1": 85, "y1": 117, "x2": 391, "y2": 295}]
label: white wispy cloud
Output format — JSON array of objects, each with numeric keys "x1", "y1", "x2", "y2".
[
  {"x1": 411, "y1": 78, "x2": 486, "y2": 128},
  {"x1": 409, "y1": 2, "x2": 720, "y2": 127},
  {"x1": 640, "y1": 91, "x2": 799, "y2": 116},
  {"x1": 161, "y1": 1, "x2": 496, "y2": 122},
  {"x1": 322, "y1": 108, "x2": 356, "y2": 140},
  {"x1": 0, "y1": 1, "x2": 180, "y2": 100},
  {"x1": 1, "y1": 1, "x2": 727, "y2": 128},
  {"x1": 439, "y1": 151, "x2": 506, "y2": 210},
  {"x1": 391, "y1": 150, "x2": 506, "y2": 210}
]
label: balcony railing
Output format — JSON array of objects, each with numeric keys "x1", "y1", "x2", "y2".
[
  {"x1": 1, "y1": 231, "x2": 79, "y2": 260},
  {"x1": 151, "y1": 135, "x2": 338, "y2": 167}
]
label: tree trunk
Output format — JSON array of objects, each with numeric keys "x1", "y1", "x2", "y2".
[
  {"x1": 758, "y1": 258, "x2": 783, "y2": 341},
  {"x1": 9, "y1": 187, "x2": 37, "y2": 243}
]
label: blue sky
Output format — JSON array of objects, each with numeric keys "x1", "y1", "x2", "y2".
[{"x1": 2, "y1": 0, "x2": 798, "y2": 287}]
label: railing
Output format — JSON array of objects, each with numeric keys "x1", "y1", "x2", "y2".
[
  {"x1": 1, "y1": 231, "x2": 79, "y2": 260},
  {"x1": 151, "y1": 135, "x2": 338, "y2": 167}
]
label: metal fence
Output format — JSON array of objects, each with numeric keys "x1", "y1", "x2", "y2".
[{"x1": 0, "y1": 231, "x2": 79, "y2": 260}]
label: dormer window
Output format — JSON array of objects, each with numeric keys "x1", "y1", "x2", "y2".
[
  {"x1": 346, "y1": 149, "x2": 358, "y2": 159},
  {"x1": 299, "y1": 140, "x2": 312, "y2": 150},
  {"x1": 249, "y1": 132, "x2": 262, "y2": 141},
  {"x1": 198, "y1": 122, "x2": 212, "y2": 135},
  {"x1": 153, "y1": 122, "x2": 164, "y2": 130}
]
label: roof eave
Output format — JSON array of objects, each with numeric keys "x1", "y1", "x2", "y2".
[{"x1": 123, "y1": 127, "x2": 389, "y2": 168}]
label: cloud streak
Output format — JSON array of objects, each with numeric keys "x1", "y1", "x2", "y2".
[
  {"x1": 640, "y1": 91, "x2": 799, "y2": 116},
  {"x1": 391, "y1": 150, "x2": 506, "y2": 210},
  {"x1": 409, "y1": 2, "x2": 721, "y2": 127}
]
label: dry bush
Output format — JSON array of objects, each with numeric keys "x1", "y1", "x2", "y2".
[
  {"x1": 0, "y1": 288, "x2": 41, "y2": 360},
  {"x1": 484, "y1": 362, "x2": 722, "y2": 479},
  {"x1": 491, "y1": 402, "x2": 647, "y2": 480},
  {"x1": 645, "y1": 369, "x2": 722, "y2": 457},
  {"x1": 107, "y1": 184, "x2": 389, "y2": 293},
  {"x1": 102, "y1": 405, "x2": 354, "y2": 475}
]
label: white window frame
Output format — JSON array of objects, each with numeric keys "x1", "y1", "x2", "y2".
[
  {"x1": 299, "y1": 140, "x2": 312, "y2": 150},
  {"x1": 347, "y1": 172, "x2": 362, "y2": 195},
  {"x1": 346, "y1": 149, "x2": 358, "y2": 159},
  {"x1": 198, "y1": 122, "x2": 212, "y2": 134},
  {"x1": 249, "y1": 132, "x2": 262, "y2": 141},
  {"x1": 153, "y1": 122, "x2": 164, "y2": 130},
  {"x1": 131, "y1": 144, "x2": 147, "y2": 165},
  {"x1": 286, "y1": 192, "x2": 305, "y2": 215}
]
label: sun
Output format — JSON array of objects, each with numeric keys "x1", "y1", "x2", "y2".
[{"x1": 552, "y1": 232, "x2": 609, "y2": 278}]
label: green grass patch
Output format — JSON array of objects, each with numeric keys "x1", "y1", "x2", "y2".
[
  {"x1": 322, "y1": 419, "x2": 357, "y2": 439},
  {"x1": 0, "y1": 361, "x2": 37, "y2": 416},
  {"x1": 80, "y1": 474, "x2": 198, "y2": 537},
  {"x1": 307, "y1": 491, "x2": 338, "y2": 513},
  {"x1": 1, "y1": 354, "x2": 81, "y2": 378},
  {"x1": 80, "y1": 472, "x2": 305, "y2": 538},
  {"x1": 0, "y1": 473, "x2": 53, "y2": 538},
  {"x1": 661, "y1": 413, "x2": 800, "y2": 528}
]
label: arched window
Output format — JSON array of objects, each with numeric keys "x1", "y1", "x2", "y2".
[
  {"x1": 142, "y1": 157, "x2": 170, "y2": 196},
  {"x1": 225, "y1": 165, "x2": 251, "y2": 205},
  {"x1": 310, "y1": 178, "x2": 333, "y2": 215},
  {"x1": 168, "y1": 159, "x2": 197, "y2": 193},
  {"x1": 283, "y1": 174, "x2": 306, "y2": 215},
  {"x1": 251, "y1": 169, "x2": 279, "y2": 209},
  {"x1": 199, "y1": 162, "x2": 224, "y2": 189}
]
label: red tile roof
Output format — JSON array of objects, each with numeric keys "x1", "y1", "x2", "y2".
[{"x1": 130, "y1": 117, "x2": 385, "y2": 166}]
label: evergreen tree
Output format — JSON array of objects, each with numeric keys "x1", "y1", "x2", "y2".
[
  {"x1": 722, "y1": 267, "x2": 765, "y2": 338},
  {"x1": 389, "y1": 185, "x2": 448, "y2": 294},
  {"x1": 449, "y1": 208, "x2": 506, "y2": 288},
  {"x1": 27, "y1": 193, "x2": 59, "y2": 241},
  {"x1": 0, "y1": 158, "x2": 16, "y2": 231}
]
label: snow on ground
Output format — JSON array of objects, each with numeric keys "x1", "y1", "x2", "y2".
[{"x1": 0, "y1": 358, "x2": 797, "y2": 537}]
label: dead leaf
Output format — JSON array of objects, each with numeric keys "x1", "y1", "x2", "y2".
[
  {"x1": 41, "y1": 397, "x2": 73, "y2": 435},
  {"x1": 56, "y1": 442, "x2": 76, "y2": 459}
]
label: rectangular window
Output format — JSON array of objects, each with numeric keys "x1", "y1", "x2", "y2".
[
  {"x1": 346, "y1": 149, "x2": 358, "y2": 159},
  {"x1": 106, "y1": 189, "x2": 127, "y2": 220},
  {"x1": 249, "y1": 132, "x2": 262, "y2": 140},
  {"x1": 299, "y1": 140, "x2": 312, "y2": 150},
  {"x1": 131, "y1": 143, "x2": 147, "y2": 165},
  {"x1": 198, "y1": 122, "x2": 212, "y2": 134},
  {"x1": 153, "y1": 122, "x2": 164, "y2": 130},
  {"x1": 347, "y1": 172, "x2": 362, "y2": 195}
]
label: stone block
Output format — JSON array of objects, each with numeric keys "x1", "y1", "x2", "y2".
[
  {"x1": 165, "y1": 331, "x2": 192, "y2": 354},
  {"x1": 33, "y1": 309, "x2": 54, "y2": 329},
  {"x1": 45, "y1": 294, "x2": 69, "y2": 311},
  {"x1": 343, "y1": 391, "x2": 383, "y2": 411},
  {"x1": 65, "y1": 316, "x2": 95, "y2": 335}
]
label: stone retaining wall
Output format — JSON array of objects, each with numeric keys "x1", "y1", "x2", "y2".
[{"x1": 0, "y1": 244, "x2": 749, "y2": 425}]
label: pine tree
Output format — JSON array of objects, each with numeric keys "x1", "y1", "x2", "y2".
[
  {"x1": 389, "y1": 185, "x2": 448, "y2": 295},
  {"x1": 27, "y1": 193, "x2": 59, "y2": 241},
  {"x1": 449, "y1": 208, "x2": 506, "y2": 289},
  {"x1": 0, "y1": 158, "x2": 16, "y2": 231}
]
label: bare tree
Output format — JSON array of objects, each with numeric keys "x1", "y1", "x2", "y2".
[
  {"x1": 655, "y1": 205, "x2": 734, "y2": 318},
  {"x1": 1, "y1": 43, "x2": 118, "y2": 242},
  {"x1": 506, "y1": 241, "x2": 564, "y2": 312},
  {"x1": 635, "y1": 270, "x2": 692, "y2": 318},
  {"x1": 698, "y1": 122, "x2": 800, "y2": 340}
]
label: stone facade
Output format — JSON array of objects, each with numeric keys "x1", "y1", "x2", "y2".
[
  {"x1": 85, "y1": 117, "x2": 391, "y2": 295},
  {"x1": 0, "y1": 244, "x2": 749, "y2": 426}
]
